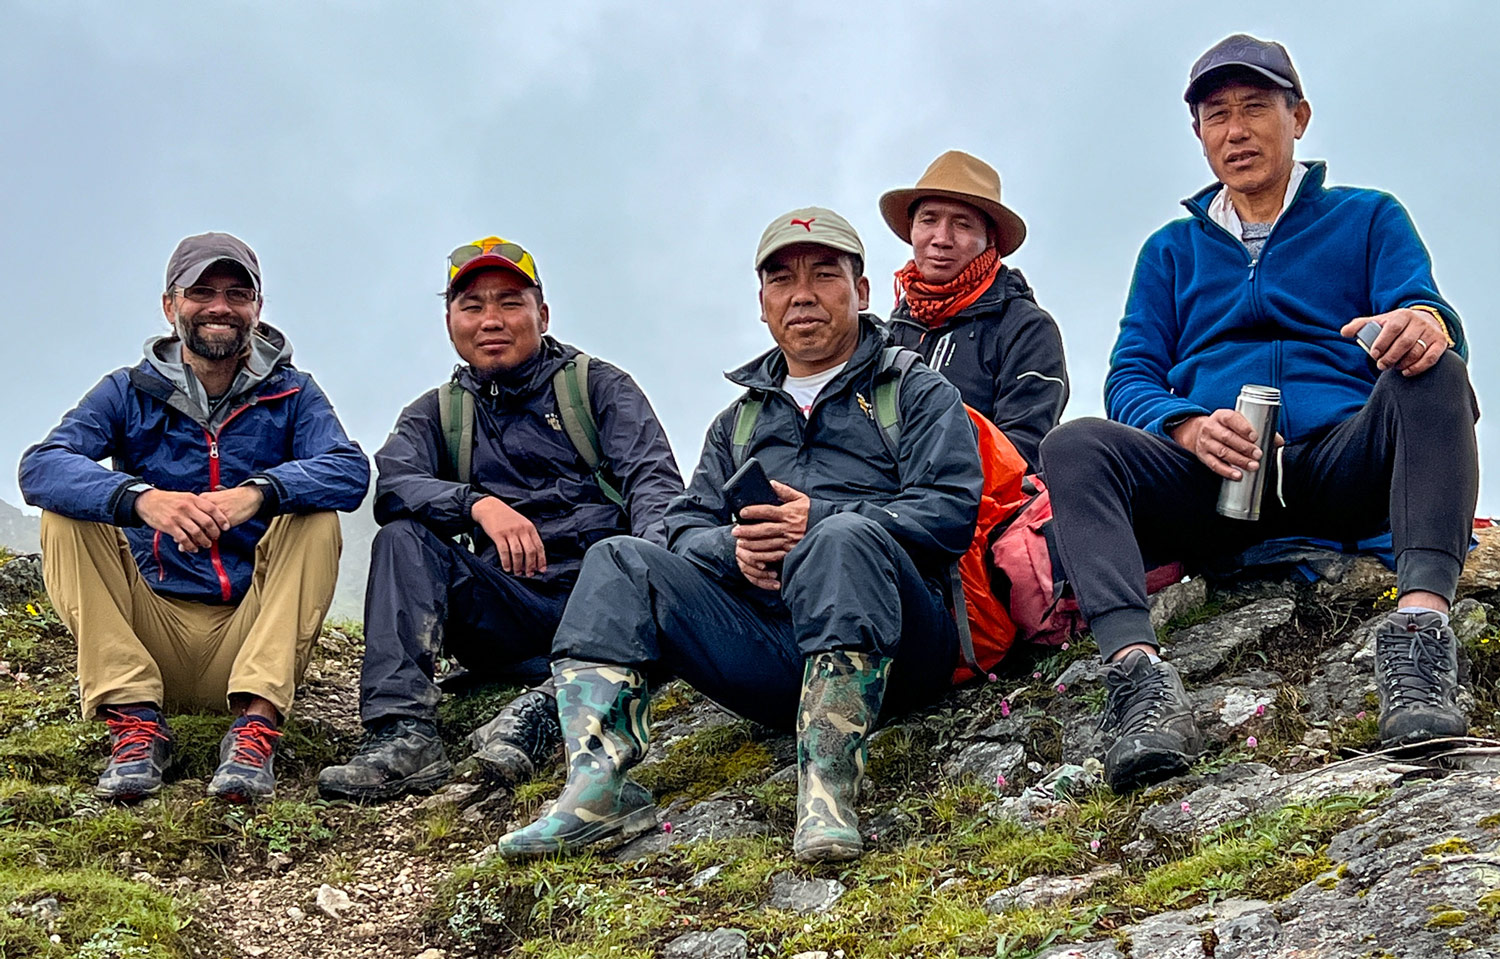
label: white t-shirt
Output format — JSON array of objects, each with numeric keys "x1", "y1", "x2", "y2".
[{"x1": 781, "y1": 362, "x2": 847, "y2": 418}]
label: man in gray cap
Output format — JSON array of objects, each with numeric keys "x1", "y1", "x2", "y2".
[
  {"x1": 493, "y1": 208, "x2": 980, "y2": 862},
  {"x1": 1038, "y1": 35, "x2": 1478, "y2": 792},
  {"x1": 21, "y1": 232, "x2": 369, "y2": 804}
]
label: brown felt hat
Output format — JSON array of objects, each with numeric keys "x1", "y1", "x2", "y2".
[{"x1": 879, "y1": 150, "x2": 1027, "y2": 256}]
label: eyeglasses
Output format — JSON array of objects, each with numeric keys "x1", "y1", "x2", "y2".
[{"x1": 174, "y1": 285, "x2": 259, "y2": 306}]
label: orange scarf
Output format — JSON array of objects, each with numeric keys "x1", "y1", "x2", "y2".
[{"x1": 894, "y1": 246, "x2": 1000, "y2": 328}]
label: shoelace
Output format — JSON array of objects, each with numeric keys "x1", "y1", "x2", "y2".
[
  {"x1": 104, "y1": 712, "x2": 169, "y2": 762},
  {"x1": 228, "y1": 723, "x2": 282, "y2": 768},
  {"x1": 1101, "y1": 667, "x2": 1174, "y2": 734},
  {"x1": 1378, "y1": 620, "x2": 1451, "y2": 708}
]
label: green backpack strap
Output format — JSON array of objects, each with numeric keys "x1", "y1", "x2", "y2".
[
  {"x1": 872, "y1": 345, "x2": 919, "y2": 459},
  {"x1": 438, "y1": 380, "x2": 475, "y2": 484},
  {"x1": 729, "y1": 393, "x2": 764, "y2": 470},
  {"x1": 553, "y1": 354, "x2": 627, "y2": 510}
]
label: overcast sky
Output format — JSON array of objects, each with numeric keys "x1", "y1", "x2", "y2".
[{"x1": 3, "y1": 1, "x2": 1496, "y2": 514}]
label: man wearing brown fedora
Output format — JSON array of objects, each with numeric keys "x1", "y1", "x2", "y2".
[
  {"x1": 881, "y1": 150, "x2": 1068, "y2": 470},
  {"x1": 1038, "y1": 34, "x2": 1477, "y2": 792}
]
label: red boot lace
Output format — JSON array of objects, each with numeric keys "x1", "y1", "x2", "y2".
[
  {"x1": 104, "y1": 712, "x2": 169, "y2": 762},
  {"x1": 229, "y1": 722, "x2": 283, "y2": 768}
]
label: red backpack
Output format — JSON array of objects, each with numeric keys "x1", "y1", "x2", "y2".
[{"x1": 989, "y1": 475, "x2": 1184, "y2": 646}]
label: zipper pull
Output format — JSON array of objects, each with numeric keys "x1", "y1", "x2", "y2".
[
  {"x1": 209, "y1": 440, "x2": 219, "y2": 460},
  {"x1": 1248, "y1": 264, "x2": 1256, "y2": 282}
]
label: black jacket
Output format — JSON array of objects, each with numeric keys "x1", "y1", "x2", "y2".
[
  {"x1": 668, "y1": 318, "x2": 981, "y2": 583},
  {"x1": 888, "y1": 266, "x2": 1068, "y2": 470},
  {"x1": 374, "y1": 337, "x2": 683, "y2": 587}
]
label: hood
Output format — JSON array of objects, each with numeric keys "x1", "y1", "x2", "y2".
[
  {"x1": 890, "y1": 265, "x2": 1037, "y2": 329},
  {"x1": 141, "y1": 321, "x2": 293, "y2": 429},
  {"x1": 726, "y1": 315, "x2": 890, "y2": 392},
  {"x1": 455, "y1": 335, "x2": 578, "y2": 406}
]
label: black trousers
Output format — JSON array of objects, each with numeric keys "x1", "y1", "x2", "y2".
[
  {"x1": 1040, "y1": 353, "x2": 1479, "y2": 661},
  {"x1": 359, "y1": 518, "x2": 569, "y2": 725},
  {"x1": 550, "y1": 512, "x2": 959, "y2": 730}
]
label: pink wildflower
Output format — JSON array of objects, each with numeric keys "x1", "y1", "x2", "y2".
[
  {"x1": 1356, "y1": 710, "x2": 1367, "y2": 720},
  {"x1": 1090, "y1": 838, "x2": 1101, "y2": 852},
  {"x1": 1000, "y1": 700, "x2": 1011, "y2": 718},
  {"x1": 1180, "y1": 801, "x2": 1192, "y2": 813},
  {"x1": 1032, "y1": 671, "x2": 1043, "y2": 680},
  {"x1": 662, "y1": 822, "x2": 673, "y2": 833},
  {"x1": 996, "y1": 773, "x2": 1007, "y2": 788},
  {"x1": 1246, "y1": 736, "x2": 1258, "y2": 749},
  {"x1": 1056, "y1": 683, "x2": 1067, "y2": 694},
  {"x1": 657, "y1": 889, "x2": 667, "y2": 897},
  {"x1": 1255, "y1": 704, "x2": 1266, "y2": 717},
  {"x1": 987, "y1": 673, "x2": 998, "y2": 683},
  {"x1": 1061, "y1": 642, "x2": 1070, "y2": 651}
]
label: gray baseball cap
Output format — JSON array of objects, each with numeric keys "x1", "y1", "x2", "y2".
[
  {"x1": 755, "y1": 207, "x2": 864, "y2": 271},
  {"x1": 1185, "y1": 34, "x2": 1302, "y2": 105},
  {"x1": 164, "y1": 232, "x2": 261, "y2": 292}
]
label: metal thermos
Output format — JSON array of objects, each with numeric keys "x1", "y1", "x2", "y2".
[{"x1": 1215, "y1": 385, "x2": 1281, "y2": 521}]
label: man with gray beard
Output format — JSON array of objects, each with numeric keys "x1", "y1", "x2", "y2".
[{"x1": 21, "y1": 232, "x2": 369, "y2": 804}]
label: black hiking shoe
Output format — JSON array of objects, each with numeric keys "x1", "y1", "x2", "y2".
[
  {"x1": 1375, "y1": 610, "x2": 1466, "y2": 747},
  {"x1": 317, "y1": 718, "x2": 453, "y2": 803},
  {"x1": 471, "y1": 680, "x2": 561, "y2": 788},
  {"x1": 207, "y1": 716, "x2": 282, "y2": 804},
  {"x1": 96, "y1": 708, "x2": 174, "y2": 803},
  {"x1": 1101, "y1": 650, "x2": 1202, "y2": 792}
]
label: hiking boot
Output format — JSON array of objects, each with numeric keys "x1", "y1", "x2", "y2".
[
  {"x1": 496, "y1": 660, "x2": 656, "y2": 859},
  {"x1": 317, "y1": 718, "x2": 453, "y2": 802},
  {"x1": 1101, "y1": 649, "x2": 1202, "y2": 792},
  {"x1": 96, "y1": 708, "x2": 173, "y2": 803},
  {"x1": 207, "y1": 717, "x2": 282, "y2": 804},
  {"x1": 1375, "y1": 610, "x2": 1466, "y2": 746},
  {"x1": 793, "y1": 650, "x2": 889, "y2": 863},
  {"x1": 471, "y1": 679, "x2": 562, "y2": 789}
]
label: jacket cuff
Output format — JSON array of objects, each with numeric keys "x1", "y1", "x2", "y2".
[
  {"x1": 807, "y1": 498, "x2": 841, "y2": 528},
  {"x1": 112, "y1": 481, "x2": 154, "y2": 527},
  {"x1": 240, "y1": 476, "x2": 282, "y2": 521}
]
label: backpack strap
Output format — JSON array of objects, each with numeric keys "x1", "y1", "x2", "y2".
[
  {"x1": 950, "y1": 563, "x2": 981, "y2": 674},
  {"x1": 729, "y1": 393, "x2": 764, "y2": 471},
  {"x1": 872, "y1": 345, "x2": 919, "y2": 459},
  {"x1": 438, "y1": 380, "x2": 475, "y2": 485},
  {"x1": 552, "y1": 354, "x2": 627, "y2": 510}
]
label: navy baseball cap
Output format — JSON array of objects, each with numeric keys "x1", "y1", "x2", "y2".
[{"x1": 1185, "y1": 34, "x2": 1302, "y2": 105}]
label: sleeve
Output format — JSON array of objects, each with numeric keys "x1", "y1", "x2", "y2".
[
  {"x1": 251, "y1": 375, "x2": 370, "y2": 514},
  {"x1": 990, "y1": 302, "x2": 1070, "y2": 470},
  {"x1": 591, "y1": 364, "x2": 684, "y2": 549},
  {"x1": 19, "y1": 373, "x2": 147, "y2": 525},
  {"x1": 805, "y1": 367, "x2": 981, "y2": 567},
  {"x1": 1367, "y1": 194, "x2": 1466, "y2": 359},
  {"x1": 664, "y1": 408, "x2": 741, "y2": 580},
  {"x1": 1104, "y1": 232, "x2": 1210, "y2": 436},
  {"x1": 372, "y1": 390, "x2": 483, "y2": 535}
]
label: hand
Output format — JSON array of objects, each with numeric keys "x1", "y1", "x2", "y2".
[
  {"x1": 1171, "y1": 410, "x2": 1282, "y2": 481},
  {"x1": 733, "y1": 480, "x2": 810, "y2": 591},
  {"x1": 200, "y1": 486, "x2": 265, "y2": 529},
  {"x1": 1341, "y1": 308, "x2": 1447, "y2": 377},
  {"x1": 135, "y1": 489, "x2": 231, "y2": 553},
  {"x1": 472, "y1": 496, "x2": 547, "y2": 577}
]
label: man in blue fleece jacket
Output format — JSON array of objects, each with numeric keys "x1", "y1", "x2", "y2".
[{"x1": 1039, "y1": 35, "x2": 1479, "y2": 791}]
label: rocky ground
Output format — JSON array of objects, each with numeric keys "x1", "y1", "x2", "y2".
[{"x1": 4, "y1": 532, "x2": 1500, "y2": 958}]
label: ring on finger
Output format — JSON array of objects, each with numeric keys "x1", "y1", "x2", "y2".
[{"x1": 1416, "y1": 337, "x2": 1428, "y2": 350}]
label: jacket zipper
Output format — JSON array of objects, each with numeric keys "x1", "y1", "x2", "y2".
[
  {"x1": 200, "y1": 387, "x2": 300, "y2": 601},
  {"x1": 152, "y1": 530, "x2": 165, "y2": 581}
]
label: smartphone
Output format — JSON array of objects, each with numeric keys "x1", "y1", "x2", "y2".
[
  {"x1": 1355, "y1": 320, "x2": 1383, "y2": 356},
  {"x1": 722, "y1": 457, "x2": 778, "y2": 523}
]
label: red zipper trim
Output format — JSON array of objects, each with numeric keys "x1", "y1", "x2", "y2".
[
  {"x1": 152, "y1": 531, "x2": 165, "y2": 581},
  {"x1": 201, "y1": 387, "x2": 301, "y2": 602}
]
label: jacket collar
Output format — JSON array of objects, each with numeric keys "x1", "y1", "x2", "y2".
[
  {"x1": 889, "y1": 265, "x2": 1034, "y2": 329},
  {"x1": 1183, "y1": 159, "x2": 1327, "y2": 222},
  {"x1": 456, "y1": 335, "x2": 577, "y2": 404},
  {"x1": 135, "y1": 322, "x2": 293, "y2": 429},
  {"x1": 726, "y1": 315, "x2": 890, "y2": 392}
]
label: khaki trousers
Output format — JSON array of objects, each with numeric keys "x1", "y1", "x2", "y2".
[{"x1": 40, "y1": 511, "x2": 342, "y2": 718}]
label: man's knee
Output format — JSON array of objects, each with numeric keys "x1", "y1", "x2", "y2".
[
  {"x1": 370, "y1": 517, "x2": 444, "y2": 561},
  {"x1": 1039, "y1": 417, "x2": 1122, "y2": 476},
  {"x1": 40, "y1": 510, "x2": 110, "y2": 550},
  {"x1": 583, "y1": 535, "x2": 673, "y2": 581},
  {"x1": 1374, "y1": 350, "x2": 1476, "y2": 416},
  {"x1": 798, "y1": 512, "x2": 891, "y2": 555}
]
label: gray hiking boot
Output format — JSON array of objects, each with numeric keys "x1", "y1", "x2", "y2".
[
  {"x1": 1375, "y1": 610, "x2": 1466, "y2": 746},
  {"x1": 1101, "y1": 649, "x2": 1202, "y2": 792},
  {"x1": 96, "y1": 709, "x2": 174, "y2": 803},
  {"x1": 207, "y1": 717, "x2": 282, "y2": 804},
  {"x1": 317, "y1": 718, "x2": 453, "y2": 803},
  {"x1": 793, "y1": 650, "x2": 889, "y2": 863},
  {"x1": 471, "y1": 679, "x2": 562, "y2": 788},
  {"x1": 495, "y1": 660, "x2": 656, "y2": 859}
]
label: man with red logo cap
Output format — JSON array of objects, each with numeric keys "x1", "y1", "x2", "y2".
[
  {"x1": 495, "y1": 209, "x2": 980, "y2": 862},
  {"x1": 881, "y1": 150, "x2": 1068, "y2": 470},
  {"x1": 21, "y1": 231, "x2": 369, "y2": 804},
  {"x1": 1039, "y1": 35, "x2": 1478, "y2": 793},
  {"x1": 318, "y1": 237, "x2": 682, "y2": 803}
]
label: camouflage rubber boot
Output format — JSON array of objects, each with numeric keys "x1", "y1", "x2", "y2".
[
  {"x1": 471, "y1": 678, "x2": 562, "y2": 789},
  {"x1": 793, "y1": 650, "x2": 890, "y2": 863},
  {"x1": 495, "y1": 660, "x2": 655, "y2": 860},
  {"x1": 1375, "y1": 610, "x2": 1466, "y2": 746}
]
